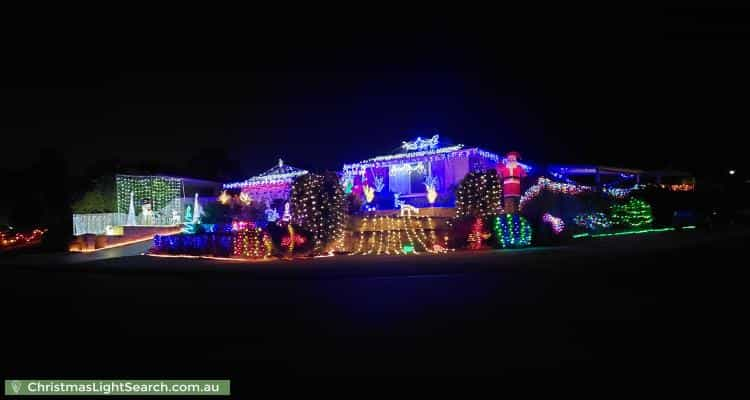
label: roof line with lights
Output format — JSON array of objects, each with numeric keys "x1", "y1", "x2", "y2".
[{"x1": 223, "y1": 158, "x2": 309, "y2": 189}]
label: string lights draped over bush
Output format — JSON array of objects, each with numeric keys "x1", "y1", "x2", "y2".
[
  {"x1": 573, "y1": 212, "x2": 612, "y2": 231},
  {"x1": 232, "y1": 227, "x2": 273, "y2": 258},
  {"x1": 610, "y1": 198, "x2": 653, "y2": 228},
  {"x1": 494, "y1": 214, "x2": 533, "y2": 248},
  {"x1": 542, "y1": 213, "x2": 565, "y2": 235},
  {"x1": 455, "y1": 170, "x2": 502, "y2": 218},
  {"x1": 603, "y1": 186, "x2": 636, "y2": 199},
  {"x1": 519, "y1": 177, "x2": 592, "y2": 211},
  {"x1": 290, "y1": 172, "x2": 347, "y2": 254},
  {"x1": 1, "y1": 228, "x2": 46, "y2": 249},
  {"x1": 152, "y1": 233, "x2": 234, "y2": 257}
]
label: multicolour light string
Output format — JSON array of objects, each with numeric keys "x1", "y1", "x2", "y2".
[
  {"x1": 542, "y1": 213, "x2": 565, "y2": 235},
  {"x1": 519, "y1": 177, "x2": 593, "y2": 210},
  {"x1": 573, "y1": 212, "x2": 612, "y2": 231},
  {"x1": 1, "y1": 228, "x2": 46, "y2": 248}
]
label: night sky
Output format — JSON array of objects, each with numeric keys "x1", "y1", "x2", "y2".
[{"x1": 2, "y1": 7, "x2": 748, "y2": 181}]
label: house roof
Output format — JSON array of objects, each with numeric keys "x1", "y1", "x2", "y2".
[
  {"x1": 223, "y1": 159, "x2": 308, "y2": 189},
  {"x1": 342, "y1": 145, "x2": 503, "y2": 172},
  {"x1": 548, "y1": 165, "x2": 646, "y2": 176}
]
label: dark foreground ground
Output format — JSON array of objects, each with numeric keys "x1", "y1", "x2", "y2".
[{"x1": 2, "y1": 228, "x2": 749, "y2": 386}]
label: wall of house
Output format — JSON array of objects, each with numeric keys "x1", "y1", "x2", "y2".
[{"x1": 243, "y1": 183, "x2": 293, "y2": 204}]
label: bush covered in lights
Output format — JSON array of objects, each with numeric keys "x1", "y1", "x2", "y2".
[
  {"x1": 520, "y1": 183, "x2": 608, "y2": 225},
  {"x1": 493, "y1": 214, "x2": 533, "y2": 248},
  {"x1": 152, "y1": 226, "x2": 274, "y2": 259},
  {"x1": 455, "y1": 170, "x2": 502, "y2": 218},
  {"x1": 152, "y1": 233, "x2": 234, "y2": 257},
  {"x1": 534, "y1": 212, "x2": 569, "y2": 245},
  {"x1": 231, "y1": 228, "x2": 273, "y2": 258},
  {"x1": 573, "y1": 212, "x2": 612, "y2": 231},
  {"x1": 610, "y1": 197, "x2": 653, "y2": 228},
  {"x1": 450, "y1": 212, "x2": 533, "y2": 250},
  {"x1": 290, "y1": 172, "x2": 347, "y2": 254},
  {"x1": 519, "y1": 178, "x2": 612, "y2": 243}
]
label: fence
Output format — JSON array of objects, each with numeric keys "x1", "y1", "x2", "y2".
[{"x1": 72, "y1": 213, "x2": 127, "y2": 236}]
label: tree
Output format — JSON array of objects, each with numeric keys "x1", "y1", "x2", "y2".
[
  {"x1": 201, "y1": 201, "x2": 232, "y2": 224},
  {"x1": 71, "y1": 177, "x2": 115, "y2": 213},
  {"x1": 454, "y1": 169, "x2": 502, "y2": 218},
  {"x1": 290, "y1": 172, "x2": 346, "y2": 254},
  {"x1": 31, "y1": 148, "x2": 72, "y2": 250}
]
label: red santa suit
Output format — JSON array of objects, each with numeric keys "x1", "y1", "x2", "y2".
[
  {"x1": 496, "y1": 160, "x2": 526, "y2": 198},
  {"x1": 496, "y1": 152, "x2": 527, "y2": 213}
]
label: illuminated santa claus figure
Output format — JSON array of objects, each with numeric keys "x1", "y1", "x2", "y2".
[{"x1": 496, "y1": 151, "x2": 526, "y2": 213}]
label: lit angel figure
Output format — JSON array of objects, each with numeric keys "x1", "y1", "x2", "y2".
[
  {"x1": 423, "y1": 175, "x2": 439, "y2": 205},
  {"x1": 373, "y1": 175, "x2": 385, "y2": 192},
  {"x1": 399, "y1": 204, "x2": 420, "y2": 217},
  {"x1": 218, "y1": 190, "x2": 231, "y2": 205},
  {"x1": 363, "y1": 184, "x2": 375, "y2": 203},
  {"x1": 239, "y1": 192, "x2": 252, "y2": 205}
]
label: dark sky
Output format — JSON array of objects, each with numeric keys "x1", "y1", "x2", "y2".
[{"x1": 2, "y1": 7, "x2": 748, "y2": 181}]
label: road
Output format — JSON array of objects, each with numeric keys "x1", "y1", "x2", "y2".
[
  {"x1": 2, "y1": 227, "x2": 748, "y2": 384},
  {"x1": 0, "y1": 239, "x2": 151, "y2": 265}
]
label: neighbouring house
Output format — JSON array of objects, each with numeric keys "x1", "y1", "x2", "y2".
[{"x1": 223, "y1": 159, "x2": 308, "y2": 205}]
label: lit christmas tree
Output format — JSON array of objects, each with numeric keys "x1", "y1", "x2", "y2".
[
  {"x1": 455, "y1": 170, "x2": 502, "y2": 218},
  {"x1": 290, "y1": 172, "x2": 347, "y2": 254},
  {"x1": 610, "y1": 198, "x2": 653, "y2": 228},
  {"x1": 126, "y1": 191, "x2": 136, "y2": 225},
  {"x1": 183, "y1": 205, "x2": 196, "y2": 234}
]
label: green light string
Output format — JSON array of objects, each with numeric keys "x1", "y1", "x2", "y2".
[
  {"x1": 573, "y1": 227, "x2": 676, "y2": 239},
  {"x1": 610, "y1": 198, "x2": 653, "y2": 228},
  {"x1": 116, "y1": 175, "x2": 183, "y2": 217}
]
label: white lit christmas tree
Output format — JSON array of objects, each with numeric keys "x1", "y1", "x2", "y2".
[
  {"x1": 455, "y1": 170, "x2": 503, "y2": 218},
  {"x1": 290, "y1": 172, "x2": 346, "y2": 254},
  {"x1": 126, "y1": 191, "x2": 136, "y2": 225}
]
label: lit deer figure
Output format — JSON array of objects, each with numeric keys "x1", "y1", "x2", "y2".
[{"x1": 399, "y1": 204, "x2": 420, "y2": 217}]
